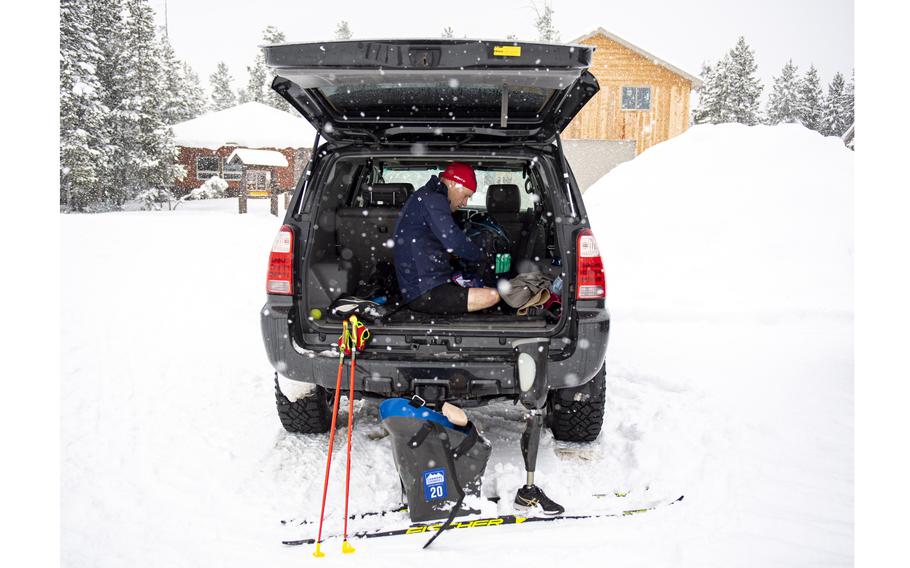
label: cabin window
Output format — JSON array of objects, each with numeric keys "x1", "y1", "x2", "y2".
[
  {"x1": 223, "y1": 162, "x2": 243, "y2": 180},
  {"x1": 246, "y1": 171, "x2": 270, "y2": 190},
  {"x1": 621, "y1": 86, "x2": 651, "y2": 110},
  {"x1": 196, "y1": 156, "x2": 221, "y2": 180}
]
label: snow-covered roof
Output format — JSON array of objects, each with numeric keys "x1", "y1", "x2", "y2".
[
  {"x1": 171, "y1": 102, "x2": 316, "y2": 150},
  {"x1": 569, "y1": 27, "x2": 702, "y2": 87},
  {"x1": 226, "y1": 148, "x2": 289, "y2": 168}
]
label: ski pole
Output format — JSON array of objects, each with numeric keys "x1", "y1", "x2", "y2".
[
  {"x1": 313, "y1": 319, "x2": 352, "y2": 558},
  {"x1": 342, "y1": 315, "x2": 370, "y2": 553}
]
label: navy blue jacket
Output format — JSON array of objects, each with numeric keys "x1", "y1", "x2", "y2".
[{"x1": 393, "y1": 176, "x2": 483, "y2": 303}]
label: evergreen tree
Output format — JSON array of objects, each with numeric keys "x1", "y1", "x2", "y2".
[
  {"x1": 693, "y1": 39, "x2": 762, "y2": 126},
  {"x1": 239, "y1": 49, "x2": 269, "y2": 105},
  {"x1": 122, "y1": 0, "x2": 179, "y2": 197},
  {"x1": 693, "y1": 61, "x2": 719, "y2": 124},
  {"x1": 240, "y1": 25, "x2": 285, "y2": 106},
  {"x1": 64, "y1": 0, "x2": 186, "y2": 210},
  {"x1": 796, "y1": 64, "x2": 824, "y2": 132},
  {"x1": 89, "y1": 0, "x2": 139, "y2": 207},
  {"x1": 209, "y1": 61, "x2": 237, "y2": 111},
  {"x1": 261, "y1": 26, "x2": 292, "y2": 113},
  {"x1": 334, "y1": 20, "x2": 353, "y2": 40},
  {"x1": 766, "y1": 60, "x2": 801, "y2": 125},
  {"x1": 160, "y1": 34, "x2": 204, "y2": 124},
  {"x1": 822, "y1": 72, "x2": 848, "y2": 136},
  {"x1": 534, "y1": 2, "x2": 560, "y2": 42},
  {"x1": 842, "y1": 69, "x2": 855, "y2": 129},
  {"x1": 722, "y1": 36, "x2": 763, "y2": 125},
  {"x1": 60, "y1": 0, "x2": 105, "y2": 211},
  {"x1": 180, "y1": 62, "x2": 207, "y2": 120}
]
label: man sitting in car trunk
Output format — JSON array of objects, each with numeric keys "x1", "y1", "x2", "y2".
[{"x1": 392, "y1": 162, "x2": 501, "y2": 314}]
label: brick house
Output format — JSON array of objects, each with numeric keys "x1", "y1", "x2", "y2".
[{"x1": 171, "y1": 102, "x2": 315, "y2": 196}]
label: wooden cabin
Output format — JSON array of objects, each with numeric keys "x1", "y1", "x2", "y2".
[{"x1": 563, "y1": 28, "x2": 702, "y2": 156}]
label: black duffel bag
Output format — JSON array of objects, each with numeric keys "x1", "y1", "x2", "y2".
[{"x1": 380, "y1": 397, "x2": 492, "y2": 524}]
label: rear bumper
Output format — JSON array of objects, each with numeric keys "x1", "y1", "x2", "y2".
[{"x1": 260, "y1": 296, "x2": 609, "y2": 402}]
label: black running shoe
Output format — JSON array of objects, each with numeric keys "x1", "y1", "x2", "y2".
[{"x1": 514, "y1": 484, "x2": 565, "y2": 516}]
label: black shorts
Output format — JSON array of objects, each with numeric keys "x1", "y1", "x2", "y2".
[{"x1": 408, "y1": 283, "x2": 469, "y2": 314}]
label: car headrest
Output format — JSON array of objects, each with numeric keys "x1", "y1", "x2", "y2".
[
  {"x1": 486, "y1": 184, "x2": 521, "y2": 214},
  {"x1": 363, "y1": 183, "x2": 412, "y2": 207}
]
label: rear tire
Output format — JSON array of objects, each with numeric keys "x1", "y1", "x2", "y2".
[
  {"x1": 275, "y1": 378, "x2": 333, "y2": 434},
  {"x1": 546, "y1": 364, "x2": 606, "y2": 442}
]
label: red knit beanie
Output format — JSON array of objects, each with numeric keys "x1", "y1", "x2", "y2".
[{"x1": 440, "y1": 162, "x2": 477, "y2": 193}]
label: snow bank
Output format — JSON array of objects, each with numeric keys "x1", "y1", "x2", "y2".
[
  {"x1": 583, "y1": 123, "x2": 853, "y2": 318},
  {"x1": 582, "y1": 124, "x2": 853, "y2": 566}
]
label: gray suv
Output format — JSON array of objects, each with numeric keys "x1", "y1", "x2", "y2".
[{"x1": 260, "y1": 39, "x2": 609, "y2": 453}]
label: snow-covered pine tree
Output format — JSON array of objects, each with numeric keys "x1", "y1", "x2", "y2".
[
  {"x1": 721, "y1": 36, "x2": 763, "y2": 125},
  {"x1": 180, "y1": 62, "x2": 207, "y2": 120},
  {"x1": 89, "y1": 0, "x2": 140, "y2": 208},
  {"x1": 210, "y1": 62, "x2": 237, "y2": 112},
  {"x1": 335, "y1": 21, "x2": 353, "y2": 40},
  {"x1": 239, "y1": 26, "x2": 275, "y2": 105},
  {"x1": 442, "y1": 26, "x2": 454, "y2": 39},
  {"x1": 263, "y1": 26, "x2": 285, "y2": 47},
  {"x1": 534, "y1": 2, "x2": 560, "y2": 42},
  {"x1": 159, "y1": 33, "x2": 204, "y2": 125},
  {"x1": 822, "y1": 72, "x2": 848, "y2": 136},
  {"x1": 693, "y1": 61, "x2": 718, "y2": 124},
  {"x1": 262, "y1": 26, "x2": 292, "y2": 113},
  {"x1": 239, "y1": 54, "x2": 268, "y2": 105},
  {"x1": 766, "y1": 60, "x2": 800, "y2": 125},
  {"x1": 60, "y1": 0, "x2": 105, "y2": 211},
  {"x1": 796, "y1": 64, "x2": 824, "y2": 132},
  {"x1": 122, "y1": 0, "x2": 179, "y2": 200},
  {"x1": 842, "y1": 69, "x2": 855, "y2": 130}
]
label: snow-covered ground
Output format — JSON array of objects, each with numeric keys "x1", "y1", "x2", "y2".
[{"x1": 61, "y1": 124, "x2": 853, "y2": 567}]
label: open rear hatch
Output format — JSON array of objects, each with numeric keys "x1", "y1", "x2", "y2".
[{"x1": 263, "y1": 39, "x2": 599, "y2": 144}]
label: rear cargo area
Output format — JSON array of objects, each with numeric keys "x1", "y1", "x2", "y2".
[{"x1": 300, "y1": 154, "x2": 567, "y2": 333}]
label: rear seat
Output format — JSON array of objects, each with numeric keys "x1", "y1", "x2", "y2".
[
  {"x1": 485, "y1": 184, "x2": 541, "y2": 258},
  {"x1": 335, "y1": 183, "x2": 413, "y2": 276},
  {"x1": 363, "y1": 183, "x2": 411, "y2": 207}
]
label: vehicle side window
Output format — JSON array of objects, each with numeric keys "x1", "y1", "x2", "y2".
[{"x1": 304, "y1": 158, "x2": 361, "y2": 215}]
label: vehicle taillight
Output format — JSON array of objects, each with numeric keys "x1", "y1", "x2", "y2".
[
  {"x1": 575, "y1": 229, "x2": 606, "y2": 300},
  {"x1": 266, "y1": 225, "x2": 294, "y2": 295}
]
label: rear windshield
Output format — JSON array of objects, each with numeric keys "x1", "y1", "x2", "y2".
[
  {"x1": 320, "y1": 82, "x2": 553, "y2": 120},
  {"x1": 380, "y1": 165, "x2": 536, "y2": 210}
]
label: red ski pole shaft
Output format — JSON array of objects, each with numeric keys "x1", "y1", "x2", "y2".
[
  {"x1": 313, "y1": 321, "x2": 349, "y2": 558},
  {"x1": 342, "y1": 342, "x2": 357, "y2": 552},
  {"x1": 342, "y1": 316, "x2": 361, "y2": 554}
]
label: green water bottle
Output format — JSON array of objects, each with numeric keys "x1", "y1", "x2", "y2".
[{"x1": 495, "y1": 253, "x2": 511, "y2": 274}]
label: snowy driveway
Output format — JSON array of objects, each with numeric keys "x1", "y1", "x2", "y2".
[{"x1": 61, "y1": 124, "x2": 853, "y2": 567}]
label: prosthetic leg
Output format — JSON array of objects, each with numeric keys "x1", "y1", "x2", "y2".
[
  {"x1": 514, "y1": 410, "x2": 564, "y2": 515},
  {"x1": 512, "y1": 339, "x2": 565, "y2": 515}
]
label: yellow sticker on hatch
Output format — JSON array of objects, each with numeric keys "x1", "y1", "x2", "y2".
[{"x1": 493, "y1": 45, "x2": 521, "y2": 57}]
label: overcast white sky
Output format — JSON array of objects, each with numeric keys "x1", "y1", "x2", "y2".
[{"x1": 149, "y1": 0, "x2": 853, "y2": 97}]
